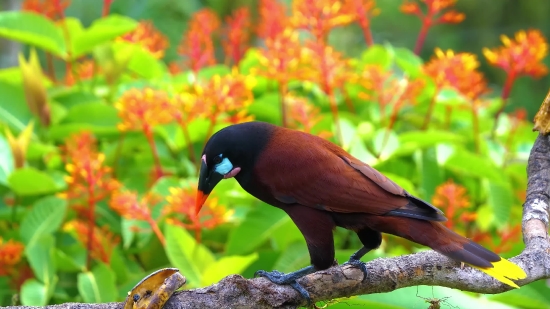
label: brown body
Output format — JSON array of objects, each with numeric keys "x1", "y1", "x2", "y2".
[{"x1": 227, "y1": 124, "x2": 496, "y2": 271}]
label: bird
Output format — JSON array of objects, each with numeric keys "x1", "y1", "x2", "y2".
[{"x1": 195, "y1": 121, "x2": 527, "y2": 304}]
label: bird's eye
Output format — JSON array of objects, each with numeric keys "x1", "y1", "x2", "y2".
[{"x1": 213, "y1": 156, "x2": 222, "y2": 164}]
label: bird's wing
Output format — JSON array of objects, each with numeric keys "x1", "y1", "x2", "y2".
[{"x1": 254, "y1": 131, "x2": 411, "y2": 215}]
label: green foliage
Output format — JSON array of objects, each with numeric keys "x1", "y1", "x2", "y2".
[{"x1": 0, "y1": 1, "x2": 543, "y2": 308}]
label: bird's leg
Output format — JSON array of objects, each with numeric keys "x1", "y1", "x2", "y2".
[
  {"x1": 255, "y1": 265, "x2": 316, "y2": 304},
  {"x1": 343, "y1": 246, "x2": 370, "y2": 281}
]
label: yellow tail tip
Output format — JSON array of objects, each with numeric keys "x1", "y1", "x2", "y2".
[{"x1": 473, "y1": 258, "x2": 527, "y2": 289}]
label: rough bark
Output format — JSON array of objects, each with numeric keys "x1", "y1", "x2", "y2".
[{"x1": 6, "y1": 134, "x2": 550, "y2": 309}]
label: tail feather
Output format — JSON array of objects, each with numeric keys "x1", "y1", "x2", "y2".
[{"x1": 367, "y1": 216, "x2": 527, "y2": 288}]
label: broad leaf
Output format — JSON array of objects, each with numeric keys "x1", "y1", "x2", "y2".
[
  {"x1": 485, "y1": 180, "x2": 513, "y2": 226},
  {"x1": 0, "y1": 80, "x2": 34, "y2": 133},
  {"x1": 20, "y1": 278, "x2": 56, "y2": 306},
  {"x1": 201, "y1": 253, "x2": 258, "y2": 286},
  {"x1": 71, "y1": 15, "x2": 138, "y2": 59},
  {"x1": 8, "y1": 167, "x2": 60, "y2": 196},
  {"x1": 164, "y1": 224, "x2": 215, "y2": 287},
  {"x1": 20, "y1": 196, "x2": 67, "y2": 247},
  {"x1": 25, "y1": 235, "x2": 56, "y2": 284},
  {"x1": 77, "y1": 263, "x2": 118, "y2": 303},
  {"x1": 226, "y1": 205, "x2": 289, "y2": 255},
  {"x1": 0, "y1": 11, "x2": 65, "y2": 57},
  {"x1": 0, "y1": 135, "x2": 14, "y2": 186}
]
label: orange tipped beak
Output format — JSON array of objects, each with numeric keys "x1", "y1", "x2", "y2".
[{"x1": 196, "y1": 190, "x2": 209, "y2": 214}]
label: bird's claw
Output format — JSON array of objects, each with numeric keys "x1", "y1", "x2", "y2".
[
  {"x1": 254, "y1": 269, "x2": 312, "y2": 306},
  {"x1": 344, "y1": 258, "x2": 368, "y2": 282}
]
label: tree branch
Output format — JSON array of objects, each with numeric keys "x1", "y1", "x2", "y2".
[{"x1": 8, "y1": 134, "x2": 550, "y2": 309}]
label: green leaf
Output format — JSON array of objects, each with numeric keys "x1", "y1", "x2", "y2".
[
  {"x1": 226, "y1": 206, "x2": 289, "y2": 255},
  {"x1": 273, "y1": 242, "x2": 310, "y2": 273},
  {"x1": 417, "y1": 147, "x2": 443, "y2": 201},
  {"x1": 249, "y1": 92, "x2": 281, "y2": 124},
  {"x1": 0, "y1": 11, "x2": 65, "y2": 57},
  {"x1": 436, "y1": 88, "x2": 468, "y2": 107},
  {"x1": 8, "y1": 167, "x2": 60, "y2": 196},
  {"x1": 77, "y1": 263, "x2": 118, "y2": 303},
  {"x1": 0, "y1": 135, "x2": 14, "y2": 186},
  {"x1": 20, "y1": 196, "x2": 67, "y2": 247},
  {"x1": 164, "y1": 224, "x2": 215, "y2": 287},
  {"x1": 444, "y1": 149, "x2": 504, "y2": 182},
  {"x1": 125, "y1": 45, "x2": 166, "y2": 79},
  {"x1": 20, "y1": 278, "x2": 56, "y2": 306},
  {"x1": 201, "y1": 253, "x2": 259, "y2": 286},
  {"x1": 396, "y1": 130, "x2": 464, "y2": 157},
  {"x1": 71, "y1": 15, "x2": 138, "y2": 59},
  {"x1": 485, "y1": 180, "x2": 513, "y2": 226},
  {"x1": 489, "y1": 281, "x2": 550, "y2": 309},
  {"x1": 394, "y1": 47, "x2": 423, "y2": 77},
  {"x1": 60, "y1": 102, "x2": 119, "y2": 127},
  {"x1": 0, "y1": 80, "x2": 34, "y2": 133},
  {"x1": 372, "y1": 129, "x2": 399, "y2": 161},
  {"x1": 361, "y1": 44, "x2": 392, "y2": 69},
  {"x1": 25, "y1": 235, "x2": 56, "y2": 285}
]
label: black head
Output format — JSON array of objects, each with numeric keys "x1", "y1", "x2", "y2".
[{"x1": 195, "y1": 121, "x2": 275, "y2": 213}]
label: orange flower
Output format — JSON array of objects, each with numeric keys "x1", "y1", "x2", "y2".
[
  {"x1": 358, "y1": 65, "x2": 425, "y2": 124},
  {"x1": 483, "y1": 29, "x2": 548, "y2": 79},
  {"x1": 65, "y1": 59, "x2": 97, "y2": 86},
  {"x1": 63, "y1": 220, "x2": 120, "y2": 264},
  {"x1": 0, "y1": 238, "x2": 24, "y2": 276},
  {"x1": 222, "y1": 7, "x2": 251, "y2": 65},
  {"x1": 115, "y1": 88, "x2": 176, "y2": 132},
  {"x1": 301, "y1": 41, "x2": 352, "y2": 93},
  {"x1": 60, "y1": 132, "x2": 120, "y2": 215},
  {"x1": 177, "y1": 9, "x2": 220, "y2": 74},
  {"x1": 291, "y1": 0, "x2": 355, "y2": 41},
  {"x1": 285, "y1": 95, "x2": 332, "y2": 138},
  {"x1": 165, "y1": 186, "x2": 233, "y2": 242},
  {"x1": 432, "y1": 179, "x2": 471, "y2": 229},
  {"x1": 117, "y1": 20, "x2": 169, "y2": 59},
  {"x1": 257, "y1": 28, "x2": 305, "y2": 83},
  {"x1": 257, "y1": 0, "x2": 289, "y2": 40},
  {"x1": 109, "y1": 190, "x2": 166, "y2": 245},
  {"x1": 400, "y1": 0, "x2": 464, "y2": 22},
  {"x1": 400, "y1": 0, "x2": 464, "y2": 54},
  {"x1": 110, "y1": 190, "x2": 162, "y2": 221},
  {"x1": 192, "y1": 70, "x2": 255, "y2": 118},
  {"x1": 22, "y1": 0, "x2": 70, "y2": 20},
  {"x1": 424, "y1": 48, "x2": 489, "y2": 100}
]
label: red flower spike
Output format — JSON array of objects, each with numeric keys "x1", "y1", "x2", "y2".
[
  {"x1": 222, "y1": 7, "x2": 251, "y2": 65},
  {"x1": 59, "y1": 131, "x2": 120, "y2": 268},
  {"x1": 424, "y1": 48, "x2": 489, "y2": 101},
  {"x1": 291, "y1": 0, "x2": 355, "y2": 42},
  {"x1": 22, "y1": 0, "x2": 71, "y2": 20},
  {"x1": 115, "y1": 88, "x2": 177, "y2": 180},
  {"x1": 117, "y1": 21, "x2": 169, "y2": 59},
  {"x1": 63, "y1": 220, "x2": 120, "y2": 264},
  {"x1": 483, "y1": 29, "x2": 548, "y2": 100},
  {"x1": 177, "y1": 9, "x2": 220, "y2": 74},
  {"x1": 432, "y1": 179, "x2": 471, "y2": 229},
  {"x1": 257, "y1": 0, "x2": 289, "y2": 40},
  {"x1": 164, "y1": 186, "x2": 233, "y2": 243},
  {"x1": 400, "y1": 0, "x2": 465, "y2": 54},
  {"x1": 109, "y1": 190, "x2": 166, "y2": 245},
  {"x1": 191, "y1": 70, "x2": 255, "y2": 141}
]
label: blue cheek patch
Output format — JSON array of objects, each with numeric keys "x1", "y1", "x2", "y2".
[{"x1": 214, "y1": 158, "x2": 233, "y2": 175}]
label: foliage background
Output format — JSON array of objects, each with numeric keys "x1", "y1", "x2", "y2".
[{"x1": 0, "y1": 0, "x2": 549, "y2": 308}]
